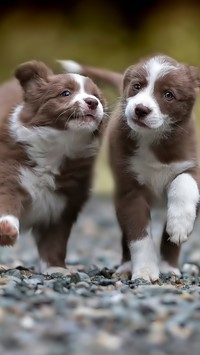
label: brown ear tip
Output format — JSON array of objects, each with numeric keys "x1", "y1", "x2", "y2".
[
  {"x1": 15, "y1": 60, "x2": 53, "y2": 87},
  {"x1": 15, "y1": 61, "x2": 39, "y2": 83}
]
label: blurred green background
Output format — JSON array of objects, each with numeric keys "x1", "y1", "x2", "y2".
[{"x1": 0, "y1": 0, "x2": 200, "y2": 194}]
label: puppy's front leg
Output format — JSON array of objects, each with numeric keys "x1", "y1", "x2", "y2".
[
  {"x1": 167, "y1": 173, "x2": 199, "y2": 245},
  {"x1": 116, "y1": 193, "x2": 159, "y2": 282},
  {"x1": 0, "y1": 189, "x2": 23, "y2": 246}
]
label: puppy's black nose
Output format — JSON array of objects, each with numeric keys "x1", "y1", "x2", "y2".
[
  {"x1": 84, "y1": 98, "x2": 98, "y2": 110},
  {"x1": 135, "y1": 104, "x2": 151, "y2": 119}
]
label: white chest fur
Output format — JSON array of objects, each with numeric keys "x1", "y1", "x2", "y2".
[
  {"x1": 20, "y1": 166, "x2": 66, "y2": 227},
  {"x1": 10, "y1": 105, "x2": 99, "y2": 227},
  {"x1": 128, "y1": 140, "x2": 195, "y2": 198}
]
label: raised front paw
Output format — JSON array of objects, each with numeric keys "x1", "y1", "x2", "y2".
[
  {"x1": 0, "y1": 216, "x2": 19, "y2": 246},
  {"x1": 131, "y1": 262, "x2": 160, "y2": 282},
  {"x1": 166, "y1": 209, "x2": 195, "y2": 245}
]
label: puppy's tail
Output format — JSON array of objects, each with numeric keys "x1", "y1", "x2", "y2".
[{"x1": 57, "y1": 60, "x2": 123, "y2": 92}]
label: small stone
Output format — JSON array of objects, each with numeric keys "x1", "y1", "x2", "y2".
[
  {"x1": 148, "y1": 321, "x2": 167, "y2": 344},
  {"x1": 115, "y1": 280, "x2": 124, "y2": 289},
  {"x1": 96, "y1": 331, "x2": 123, "y2": 350},
  {"x1": 74, "y1": 307, "x2": 113, "y2": 320},
  {"x1": 86, "y1": 265, "x2": 100, "y2": 277},
  {"x1": 75, "y1": 288, "x2": 92, "y2": 297},
  {"x1": 182, "y1": 263, "x2": 199, "y2": 276},
  {"x1": 0, "y1": 278, "x2": 11, "y2": 286},
  {"x1": 99, "y1": 278, "x2": 118, "y2": 286},
  {"x1": 167, "y1": 323, "x2": 193, "y2": 339},
  {"x1": 4, "y1": 269, "x2": 21, "y2": 279},
  {"x1": 1, "y1": 275, "x2": 20, "y2": 283},
  {"x1": 70, "y1": 273, "x2": 81, "y2": 284},
  {"x1": 100, "y1": 268, "x2": 113, "y2": 279},
  {"x1": 30, "y1": 274, "x2": 45, "y2": 282},
  {"x1": 77, "y1": 272, "x2": 90, "y2": 282},
  {"x1": 24, "y1": 278, "x2": 43, "y2": 286},
  {"x1": 0, "y1": 264, "x2": 9, "y2": 271},
  {"x1": 20, "y1": 316, "x2": 35, "y2": 329},
  {"x1": 45, "y1": 267, "x2": 71, "y2": 276},
  {"x1": 90, "y1": 284, "x2": 98, "y2": 292},
  {"x1": 76, "y1": 281, "x2": 90, "y2": 289}
]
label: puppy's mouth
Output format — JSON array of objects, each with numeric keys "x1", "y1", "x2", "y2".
[
  {"x1": 81, "y1": 113, "x2": 95, "y2": 123},
  {"x1": 133, "y1": 119, "x2": 150, "y2": 129}
]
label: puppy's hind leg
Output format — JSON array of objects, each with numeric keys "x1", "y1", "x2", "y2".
[
  {"x1": 33, "y1": 217, "x2": 72, "y2": 273},
  {"x1": 160, "y1": 225, "x2": 181, "y2": 276},
  {"x1": 116, "y1": 232, "x2": 132, "y2": 274}
]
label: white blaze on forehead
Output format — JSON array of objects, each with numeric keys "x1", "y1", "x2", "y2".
[
  {"x1": 69, "y1": 73, "x2": 101, "y2": 105},
  {"x1": 69, "y1": 73, "x2": 86, "y2": 93},
  {"x1": 144, "y1": 56, "x2": 178, "y2": 91}
]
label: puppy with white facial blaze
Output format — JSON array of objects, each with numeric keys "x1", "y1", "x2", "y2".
[
  {"x1": 0, "y1": 61, "x2": 106, "y2": 270},
  {"x1": 60, "y1": 55, "x2": 200, "y2": 281}
]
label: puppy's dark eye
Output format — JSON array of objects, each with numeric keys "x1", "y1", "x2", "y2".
[
  {"x1": 133, "y1": 83, "x2": 141, "y2": 90},
  {"x1": 61, "y1": 90, "x2": 71, "y2": 97},
  {"x1": 164, "y1": 90, "x2": 174, "y2": 100}
]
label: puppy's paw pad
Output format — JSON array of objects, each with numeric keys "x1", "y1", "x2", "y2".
[{"x1": 0, "y1": 219, "x2": 19, "y2": 246}]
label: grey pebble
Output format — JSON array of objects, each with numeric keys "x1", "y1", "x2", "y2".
[
  {"x1": 75, "y1": 281, "x2": 90, "y2": 289},
  {"x1": 3, "y1": 269, "x2": 22, "y2": 279},
  {"x1": 1, "y1": 197, "x2": 200, "y2": 355}
]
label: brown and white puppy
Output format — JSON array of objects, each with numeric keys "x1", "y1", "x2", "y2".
[
  {"x1": 60, "y1": 55, "x2": 200, "y2": 281},
  {"x1": 0, "y1": 60, "x2": 106, "y2": 271}
]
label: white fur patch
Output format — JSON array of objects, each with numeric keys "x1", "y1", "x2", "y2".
[
  {"x1": 128, "y1": 139, "x2": 195, "y2": 197},
  {"x1": 20, "y1": 167, "x2": 66, "y2": 226},
  {"x1": 9, "y1": 105, "x2": 99, "y2": 227},
  {"x1": 125, "y1": 56, "x2": 177, "y2": 132},
  {"x1": 129, "y1": 231, "x2": 159, "y2": 281},
  {"x1": 58, "y1": 59, "x2": 82, "y2": 74},
  {"x1": 167, "y1": 173, "x2": 199, "y2": 245},
  {"x1": 0, "y1": 215, "x2": 19, "y2": 238}
]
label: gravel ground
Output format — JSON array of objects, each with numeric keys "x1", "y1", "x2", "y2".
[{"x1": 0, "y1": 195, "x2": 200, "y2": 355}]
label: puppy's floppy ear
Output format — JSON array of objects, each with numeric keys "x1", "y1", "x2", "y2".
[
  {"x1": 15, "y1": 61, "x2": 53, "y2": 90},
  {"x1": 189, "y1": 66, "x2": 200, "y2": 90},
  {"x1": 123, "y1": 65, "x2": 134, "y2": 90}
]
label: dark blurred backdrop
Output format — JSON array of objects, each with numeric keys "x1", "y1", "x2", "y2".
[
  {"x1": 0, "y1": 0, "x2": 200, "y2": 192},
  {"x1": 1, "y1": 0, "x2": 200, "y2": 78}
]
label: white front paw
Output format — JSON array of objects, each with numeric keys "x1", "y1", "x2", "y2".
[
  {"x1": 131, "y1": 263, "x2": 159, "y2": 282},
  {"x1": 167, "y1": 207, "x2": 196, "y2": 245}
]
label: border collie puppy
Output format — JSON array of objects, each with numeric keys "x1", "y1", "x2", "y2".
[
  {"x1": 0, "y1": 61, "x2": 106, "y2": 270},
  {"x1": 60, "y1": 55, "x2": 200, "y2": 281}
]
